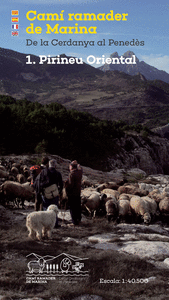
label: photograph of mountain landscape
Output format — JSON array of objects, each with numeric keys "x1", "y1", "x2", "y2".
[{"x1": 1, "y1": 0, "x2": 169, "y2": 299}]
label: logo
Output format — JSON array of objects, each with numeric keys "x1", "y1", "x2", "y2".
[
  {"x1": 11, "y1": 31, "x2": 19, "y2": 36},
  {"x1": 12, "y1": 24, "x2": 19, "y2": 30},
  {"x1": 11, "y1": 10, "x2": 19, "y2": 37},
  {"x1": 26, "y1": 253, "x2": 89, "y2": 283},
  {"x1": 11, "y1": 10, "x2": 19, "y2": 16},
  {"x1": 11, "y1": 17, "x2": 19, "y2": 23}
]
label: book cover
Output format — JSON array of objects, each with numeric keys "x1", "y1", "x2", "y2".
[{"x1": 1, "y1": 0, "x2": 169, "y2": 299}]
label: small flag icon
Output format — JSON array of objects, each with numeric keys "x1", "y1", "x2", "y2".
[
  {"x1": 12, "y1": 31, "x2": 19, "y2": 36},
  {"x1": 12, "y1": 24, "x2": 19, "y2": 30},
  {"x1": 11, "y1": 10, "x2": 19, "y2": 16},
  {"x1": 11, "y1": 17, "x2": 19, "y2": 23}
]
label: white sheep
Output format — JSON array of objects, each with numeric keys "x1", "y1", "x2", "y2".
[
  {"x1": 81, "y1": 187, "x2": 97, "y2": 198},
  {"x1": 118, "y1": 199, "x2": 131, "y2": 222},
  {"x1": 81, "y1": 191, "x2": 105, "y2": 218},
  {"x1": 130, "y1": 196, "x2": 151, "y2": 224},
  {"x1": 101, "y1": 188, "x2": 119, "y2": 200},
  {"x1": 95, "y1": 183, "x2": 107, "y2": 192},
  {"x1": 118, "y1": 193, "x2": 131, "y2": 201},
  {"x1": 141, "y1": 196, "x2": 157, "y2": 216},
  {"x1": 26, "y1": 204, "x2": 59, "y2": 241},
  {"x1": 148, "y1": 189, "x2": 162, "y2": 203}
]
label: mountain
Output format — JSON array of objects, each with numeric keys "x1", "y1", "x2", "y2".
[
  {"x1": 99, "y1": 51, "x2": 169, "y2": 83},
  {"x1": 1, "y1": 47, "x2": 169, "y2": 129},
  {"x1": 0, "y1": 47, "x2": 102, "y2": 82}
]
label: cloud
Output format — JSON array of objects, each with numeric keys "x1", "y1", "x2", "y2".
[{"x1": 140, "y1": 54, "x2": 169, "y2": 74}]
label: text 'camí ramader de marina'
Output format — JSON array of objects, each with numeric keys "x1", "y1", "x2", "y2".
[{"x1": 26, "y1": 10, "x2": 128, "y2": 35}]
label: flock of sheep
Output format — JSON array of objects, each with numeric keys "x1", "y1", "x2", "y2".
[
  {"x1": 0, "y1": 159, "x2": 169, "y2": 239},
  {"x1": 0, "y1": 161, "x2": 34, "y2": 207},
  {"x1": 81, "y1": 181, "x2": 169, "y2": 225}
]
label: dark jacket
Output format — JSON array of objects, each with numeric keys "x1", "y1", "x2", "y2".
[
  {"x1": 34, "y1": 167, "x2": 63, "y2": 195},
  {"x1": 66, "y1": 168, "x2": 82, "y2": 197}
]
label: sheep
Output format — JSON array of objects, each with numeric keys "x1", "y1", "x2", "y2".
[
  {"x1": 118, "y1": 185, "x2": 148, "y2": 197},
  {"x1": 11, "y1": 166, "x2": 19, "y2": 176},
  {"x1": 27, "y1": 176, "x2": 32, "y2": 183},
  {"x1": 101, "y1": 188, "x2": 119, "y2": 200},
  {"x1": 81, "y1": 187, "x2": 97, "y2": 198},
  {"x1": 81, "y1": 191, "x2": 106, "y2": 218},
  {"x1": 96, "y1": 182, "x2": 119, "y2": 192},
  {"x1": 159, "y1": 197, "x2": 169, "y2": 214},
  {"x1": 22, "y1": 165, "x2": 29, "y2": 172},
  {"x1": 8, "y1": 175, "x2": 16, "y2": 182},
  {"x1": 141, "y1": 196, "x2": 157, "y2": 216},
  {"x1": 148, "y1": 189, "x2": 162, "y2": 203},
  {"x1": 11, "y1": 163, "x2": 20, "y2": 170},
  {"x1": 117, "y1": 199, "x2": 131, "y2": 223},
  {"x1": 0, "y1": 169, "x2": 9, "y2": 179},
  {"x1": 118, "y1": 194, "x2": 131, "y2": 201},
  {"x1": 159, "y1": 197, "x2": 169, "y2": 224},
  {"x1": 106, "y1": 182, "x2": 119, "y2": 190},
  {"x1": 105, "y1": 196, "x2": 119, "y2": 222},
  {"x1": 0, "y1": 180, "x2": 34, "y2": 208},
  {"x1": 17, "y1": 174, "x2": 26, "y2": 184},
  {"x1": 0, "y1": 180, "x2": 34, "y2": 198},
  {"x1": 0, "y1": 165, "x2": 6, "y2": 171},
  {"x1": 82, "y1": 176, "x2": 93, "y2": 188},
  {"x1": 161, "y1": 192, "x2": 169, "y2": 199},
  {"x1": 130, "y1": 196, "x2": 151, "y2": 224},
  {"x1": 21, "y1": 165, "x2": 30, "y2": 178},
  {"x1": 23, "y1": 169, "x2": 30, "y2": 179},
  {"x1": 95, "y1": 183, "x2": 107, "y2": 192},
  {"x1": 81, "y1": 192, "x2": 100, "y2": 217},
  {"x1": 139, "y1": 182, "x2": 156, "y2": 193},
  {"x1": 26, "y1": 204, "x2": 59, "y2": 240}
]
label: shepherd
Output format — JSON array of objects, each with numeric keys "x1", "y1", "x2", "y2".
[
  {"x1": 33, "y1": 159, "x2": 63, "y2": 228},
  {"x1": 65, "y1": 160, "x2": 83, "y2": 227}
]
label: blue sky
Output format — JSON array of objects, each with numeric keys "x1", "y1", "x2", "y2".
[{"x1": 1, "y1": 0, "x2": 169, "y2": 72}]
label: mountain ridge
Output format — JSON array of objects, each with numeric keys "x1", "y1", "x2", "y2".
[
  {"x1": 99, "y1": 51, "x2": 169, "y2": 83},
  {"x1": 0, "y1": 47, "x2": 102, "y2": 81},
  {"x1": 1, "y1": 47, "x2": 169, "y2": 83},
  {"x1": 1, "y1": 47, "x2": 169, "y2": 129}
]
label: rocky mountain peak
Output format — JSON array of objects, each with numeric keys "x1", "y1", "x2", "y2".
[
  {"x1": 123, "y1": 50, "x2": 138, "y2": 59},
  {"x1": 100, "y1": 50, "x2": 169, "y2": 83},
  {"x1": 110, "y1": 52, "x2": 119, "y2": 58}
]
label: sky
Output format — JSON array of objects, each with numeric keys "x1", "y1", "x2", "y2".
[{"x1": 1, "y1": 0, "x2": 169, "y2": 72}]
